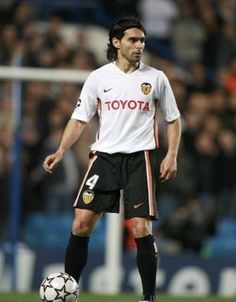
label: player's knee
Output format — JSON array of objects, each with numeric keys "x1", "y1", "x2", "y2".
[
  {"x1": 130, "y1": 218, "x2": 151, "y2": 238},
  {"x1": 72, "y1": 218, "x2": 93, "y2": 236}
]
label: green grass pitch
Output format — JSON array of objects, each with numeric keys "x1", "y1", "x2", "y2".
[{"x1": 0, "y1": 292, "x2": 235, "y2": 302}]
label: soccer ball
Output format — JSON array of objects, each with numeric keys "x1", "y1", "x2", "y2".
[{"x1": 39, "y1": 272, "x2": 79, "y2": 302}]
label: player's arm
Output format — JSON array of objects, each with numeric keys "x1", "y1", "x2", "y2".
[
  {"x1": 43, "y1": 119, "x2": 86, "y2": 174},
  {"x1": 160, "y1": 117, "x2": 181, "y2": 182}
]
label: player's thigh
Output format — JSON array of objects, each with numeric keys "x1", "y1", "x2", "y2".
[
  {"x1": 72, "y1": 208, "x2": 102, "y2": 236},
  {"x1": 124, "y1": 150, "x2": 158, "y2": 219},
  {"x1": 74, "y1": 152, "x2": 120, "y2": 213}
]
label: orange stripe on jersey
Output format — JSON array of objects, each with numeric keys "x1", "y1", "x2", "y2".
[
  {"x1": 73, "y1": 155, "x2": 98, "y2": 206},
  {"x1": 96, "y1": 98, "x2": 102, "y2": 140},
  {"x1": 144, "y1": 151, "x2": 155, "y2": 217},
  {"x1": 153, "y1": 99, "x2": 159, "y2": 148}
]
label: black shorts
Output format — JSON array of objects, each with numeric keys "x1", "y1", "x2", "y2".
[{"x1": 74, "y1": 150, "x2": 158, "y2": 220}]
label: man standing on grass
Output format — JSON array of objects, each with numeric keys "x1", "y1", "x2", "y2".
[{"x1": 43, "y1": 16, "x2": 181, "y2": 302}]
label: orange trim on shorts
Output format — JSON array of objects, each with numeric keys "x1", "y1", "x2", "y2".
[
  {"x1": 154, "y1": 99, "x2": 159, "y2": 148},
  {"x1": 73, "y1": 155, "x2": 98, "y2": 207},
  {"x1": 144, "y1": 151, "x2": 155, "y2": 217}
]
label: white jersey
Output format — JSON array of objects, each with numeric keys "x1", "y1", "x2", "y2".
[{"x1": 71, "y1": 62, "x2": 180, "y2": 154}]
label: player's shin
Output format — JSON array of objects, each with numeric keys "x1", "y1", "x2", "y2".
[
  {"x1": 135, "y1": 234, "x2": 158, "y2": 302},
  {"x1": 64, "y1": 233, "x2": 90, "y2": 283}
]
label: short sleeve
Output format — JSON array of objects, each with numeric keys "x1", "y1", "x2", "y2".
[
  {"x1": 158, "y1": 72, "x2": 180, "y2": 122},
  {"x1": 71, "y1": 72, "x2": 97, "y2": 122}
]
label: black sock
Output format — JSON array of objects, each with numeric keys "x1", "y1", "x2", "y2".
[
  {"x1": 64, "y1": 233, "x2": 89, "y2": 283},
  {"x1": 135, "y1": 234, "x2": 158, "y2": 301}
]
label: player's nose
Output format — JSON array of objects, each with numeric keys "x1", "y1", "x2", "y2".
[{"x1": 136, "y1": 40, "x2": 144, "y2": 49}]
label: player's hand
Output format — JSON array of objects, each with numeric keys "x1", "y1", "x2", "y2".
[
  {"x1": 43, "y1": 151, "x2": 64, "y2": 174},
  {"x1": 159, "y1": 154, "x2": 177, "y2": 182}
]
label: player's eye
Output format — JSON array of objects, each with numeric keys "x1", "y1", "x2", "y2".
[
  {"x1": 129, "y1": 37, "x2": 145, "y2": 44},
  {"x1": 129, "y1": 38, "x2": 136, "y2": 43},
  {"x1": 128, "y1": 37, "x2": 146, "y2": 44}
]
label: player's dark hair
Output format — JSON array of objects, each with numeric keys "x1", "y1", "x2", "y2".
[{"x1": 106, "y1": 16, "x2": 146, "y2": 62}]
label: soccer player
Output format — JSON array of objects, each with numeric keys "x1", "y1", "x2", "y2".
[{"x1": 43, "y1": 16, "x2": 181, "y2": 302}]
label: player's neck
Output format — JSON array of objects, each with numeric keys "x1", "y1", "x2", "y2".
[{"x1": 115, "y1": 59, "x2": 140, "y2": 74}]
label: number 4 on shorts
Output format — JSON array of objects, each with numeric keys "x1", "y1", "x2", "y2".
[{"x1": 86, "y1": 174, "x2": 99, "y2": 189}]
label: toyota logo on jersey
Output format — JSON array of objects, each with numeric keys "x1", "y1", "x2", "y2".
[
  {"x1": 104, "y1": 100, "x2": 150, "y2": 111},
  {"x1": 141, "y1": 82, "x2": 152, "y2": 95}
]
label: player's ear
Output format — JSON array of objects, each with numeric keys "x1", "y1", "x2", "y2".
[{"x1": 112, "y1": 37, "x2": 120, "y2": 49}]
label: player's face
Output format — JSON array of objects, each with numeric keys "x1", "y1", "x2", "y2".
[{"x1": 113, "y1": 28, "x2": 146, "y2": 64}]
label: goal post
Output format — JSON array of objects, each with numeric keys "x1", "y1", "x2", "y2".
[
  {"x1": 0, "y1": 66, "x2": 90, "y2": 83},
  {"x1": 0, "y1": 66, "x2": 123, "y2": 293}
]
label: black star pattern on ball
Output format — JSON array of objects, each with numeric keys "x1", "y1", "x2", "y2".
[
  {"x1": 41, "y1": 273, "x2": 78, "y2": 302},
  {"x1": 41, "y1": 276, "x2": 56, "y2": 292},
  {"x1": 59, "y1": 272, "x2": 70, "y2": 282},
  {"x1": 54, "y1": 284, "x2": 72, "y2": 301}
]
